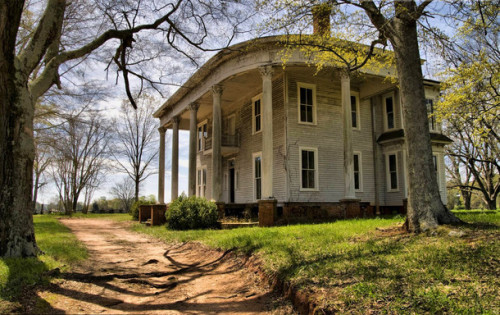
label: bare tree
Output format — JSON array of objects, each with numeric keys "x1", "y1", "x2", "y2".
[
  {"x1": 0, "y1": 0, "x2": 253, "y2": 257},
  {"x1": 51, "y1": 114, "x2": 111, "y2": 215},
  {"x1": 32, "y1": 134, "x2": 52, "y2": 213},
  {"x1": 113, "y1": 95, "x2": 161, "y2": 202},
  {"x1": 446, "y1": 155, "x2": 475, "y2": 210},
  {"x1": 434, "y1": 0, "x2": 499, "y2": 210},
  {"x1": 110, "y1": 178, "x2": 135, "y2": 213}
]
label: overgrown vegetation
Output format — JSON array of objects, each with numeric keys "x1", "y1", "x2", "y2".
[
  {"x1": 134, "y1": 211, "x2": 499, "y2": 313},
  {"x1": 166, "y1": 195, "x2": 220, "y2": 230},
  {"x1": 0, "y1": 215, "x2": 87, "y2": 313}
]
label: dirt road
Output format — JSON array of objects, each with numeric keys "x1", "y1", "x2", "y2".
[{"x1": 35, "y1": 219, "x2": 290, "y2": 314}]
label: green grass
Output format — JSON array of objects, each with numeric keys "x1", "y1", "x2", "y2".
[
  {"x1": 133, "y1": 211, "x2": 500, "y2": 314},
  {"x1": 54, "y1": 212, "x2": 133, "y2": 221},
  {"x1": 0, "y1": 215, "x2": 88, "y2": 312}
]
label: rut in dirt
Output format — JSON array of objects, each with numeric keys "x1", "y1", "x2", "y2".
[{"x1": 33, "y1": 219, "x2": 290, "y2": 314}]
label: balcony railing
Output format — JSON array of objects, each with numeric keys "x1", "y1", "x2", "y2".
[{"x1": 204, "y1": 133, "x2": 239, "y2": 151}]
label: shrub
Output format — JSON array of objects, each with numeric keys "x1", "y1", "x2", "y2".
[
  {"x1": 131, "y1": 195, "x2": 157, "y2": 220},
  {"x1": 166, "y1": 195, "x2": 220, "y2": 230}
]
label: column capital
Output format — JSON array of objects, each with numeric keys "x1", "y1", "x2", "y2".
[
  {"x1": 212, "y1": 84, "x2": 223, "y2": 96},
  {"x1": 172, "y1": 115, "x2": 180, "y2": 125},
  {"x1": 339, "y1": 69, "x2": 350, "y2": 81},
  {"x1": 188, "y1": 102, "x2": 200, "y2": 112},
  {"x1": 258, "y1": 65, "x2": 274, "y2": 79},
  {"x1": 158, "y1": 126, "x2": 166, "y2": 133}
]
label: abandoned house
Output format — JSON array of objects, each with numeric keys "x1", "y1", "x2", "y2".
[{"x1": 153, "y1": 35, "x2": 451, "y2": 226}]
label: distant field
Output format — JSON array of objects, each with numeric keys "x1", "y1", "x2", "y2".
[{"x1": 134, "y1": 210, "x2": 500, "y2": 314}]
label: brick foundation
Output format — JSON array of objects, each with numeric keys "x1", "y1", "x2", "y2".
[
  {"x1": 258, "y1": 199, "x2": 277, "y2": 227},
  {"x1": 281, "y1": 201, "x2": 374, "y2": 224},
  {"x1": 340, "y1": 199, "x2": 361, "y2": 218},
  {"x1": 151, "y1": 204, "x2": 167, "y2": 226},
  {"x1": 216, "y1": 202, "x2": 226, "y2": 220},
  {"x1": 139, "y1": 204, "x2": 167, "y2": 226}
]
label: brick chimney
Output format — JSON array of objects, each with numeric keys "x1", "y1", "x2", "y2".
[{"x1": 312, "y1": 4, "x2": 332, "y2": 37}]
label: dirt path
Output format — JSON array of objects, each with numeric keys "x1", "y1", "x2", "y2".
[{"x1": 34, "y1": 219, "x2": 290, "y2": 314}]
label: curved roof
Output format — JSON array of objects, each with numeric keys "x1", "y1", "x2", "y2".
[{"x1": 153, "y1": 36, "x2": 283, "y2": 118}]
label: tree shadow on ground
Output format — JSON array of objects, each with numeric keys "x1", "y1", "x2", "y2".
[
  {"x1": 35, "y1": 248, "x2": 269, "y2": 313},
  {"x1": 0, "y1": 257, "x2": 65, "y2": 314}
]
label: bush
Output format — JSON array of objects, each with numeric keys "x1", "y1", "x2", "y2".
[
  {"x1": 131, "y1": 195, "x2": 157, "y2": 220},
  {"x1": 166, "y1": 195, "x2": 220, "y2": 230}
]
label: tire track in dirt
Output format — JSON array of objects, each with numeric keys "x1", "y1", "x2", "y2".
[{"x1": 35, "y1": 219, "x2": 291, "y2": 314}]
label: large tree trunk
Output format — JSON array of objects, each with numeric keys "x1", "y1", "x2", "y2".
[
  {"x1": 389, "y1": 12, "x2": 461, "y2": 232},
  {"x1": 0, "y1": 0, "x2": 40, "y2": 257},
  {"x1": 485, "y1": 198, "x2": 497, "y2": 210},
  {"x1": 461, "y1": 188, "x2": 472, "y2": 210}
]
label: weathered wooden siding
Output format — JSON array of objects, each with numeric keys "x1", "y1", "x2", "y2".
[
  {"x1": 285, "y1": 68, "x2": 346, "y2": 202},
  {"x1": 198, "y1": 73, "x2": 286, "y2": 203}
]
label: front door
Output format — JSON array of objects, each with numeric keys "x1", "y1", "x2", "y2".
[{"x1": 229, "y1": 167, "x2": 235, "y2": 203}]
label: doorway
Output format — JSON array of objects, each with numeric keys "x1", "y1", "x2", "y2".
[{"x1": 229, "y1": 167, "x2": 235, "y2": 203}]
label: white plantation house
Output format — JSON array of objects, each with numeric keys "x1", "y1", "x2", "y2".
[{"x1": 153, "y1": 36, "x2": 451, "y2": 226}]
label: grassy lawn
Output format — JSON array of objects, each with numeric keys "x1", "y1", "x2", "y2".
[
  {"x1": 0, "y1": 215, "x2": 88, "y2": 313},
  {"x1": 133, "y1": 211, "x2": 500, "y2": 314},
  {"x1": 60, "y1": 212, "x2": 132, "y2": 221}
]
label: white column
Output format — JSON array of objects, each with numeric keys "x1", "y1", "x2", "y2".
[
  {"x1": 341, "y1": 71, "x2": 356, "y2": 199},
  {"x1": 259, "y1": 65, "x2": 274, "y2": 199},
  {"x1": 158, "y1": 126, "x2": 166, "y2": 204},
  {"x1": 171, "y1": 115, "x2": 180, "y2": 201},
  {"x1": 188, "y1": 102, "x2": 199, "y2": 196},
  {"x1": 211, "y1": 85, "x2": 223, "y2": 202}
]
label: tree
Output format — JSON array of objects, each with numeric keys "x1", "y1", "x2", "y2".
[
  {"x1": 110, "y1": 178, "x2": 135, "y2": 213},
  {"x1": 435, "y1": 0, "x2": 499, "y2": 210},
  {"x1": 260, "y1": 0, "x2": 461, "y2": 232},
  {"x1": 51, "y1": 114, "x2": 111, "y2": 215},
  {"x1": 446, "y1": 154, "x2": 475, "y2": 210},
  {"x1": 0, "y1": 0, "x2": 252, "y2": 257},
  {"x1": 113, "y1": 95, "x2": 161, "y2": 202}
]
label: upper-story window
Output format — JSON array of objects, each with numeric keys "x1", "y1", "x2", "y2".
[
  {"x1": 351, "y1": 93, "x2": 360, "y2": 129},
  {"x1": 197, "y1": 121, "x2": 207, "y2": 151},
  {"x1": 426, "y1": 99, "x2": 436, "y2": 131},
  {"x1": 384, "y1": 94, "x2": 395, "y2": 130},
  {"x1": 298, "y1": 83, "x2": 316, "y2": 124},
  {"x1": 252, "y1": 95, "x2": 262, "y2": 134}
]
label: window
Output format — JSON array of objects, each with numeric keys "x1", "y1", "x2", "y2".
[
  {"x1": 197, "y1": 121, "x2": 208, "y2": 151},
  {"x1": 433, "y1": 154, "x2": 439, "y2": 185},
  {"x1": 298, "y1": 83, "x2": 316, "y2": 124},
  {"x1": 353, "y1": 152, "x2": 363, "y2": 191},
  {"x1": 252, "y1": 95, "x2": 262, "y2": 134},
  {"x1": 253, "y1": 153, "x2": 262, "y2": 200},
  {"x1": 384, "y1": 94, "x2": 395, "y2": 130},
  {"x1": 300, "y1": 147, "x2": 318, "y2": 190},
  {"x1": 351, "y1": 93, "x2": 360, "y2": 129},
  {"x1": 426, "y1": 99, "x2": 436, "y2": 131},
  {"x1": 197, "y1": 167, "x2": 207, "y2": 197},
  {"x1": 387, "y1": 153, "x2": 398, "y2": 191}
]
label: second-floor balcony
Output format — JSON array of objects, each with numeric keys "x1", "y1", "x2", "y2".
[{"x1": 203, "y1": 133, "x2": 240, "y2": 157}]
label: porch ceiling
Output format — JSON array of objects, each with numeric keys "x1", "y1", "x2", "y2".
[{"x1": 174, "y1": 69, "x2": 269, "y2": 130}]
